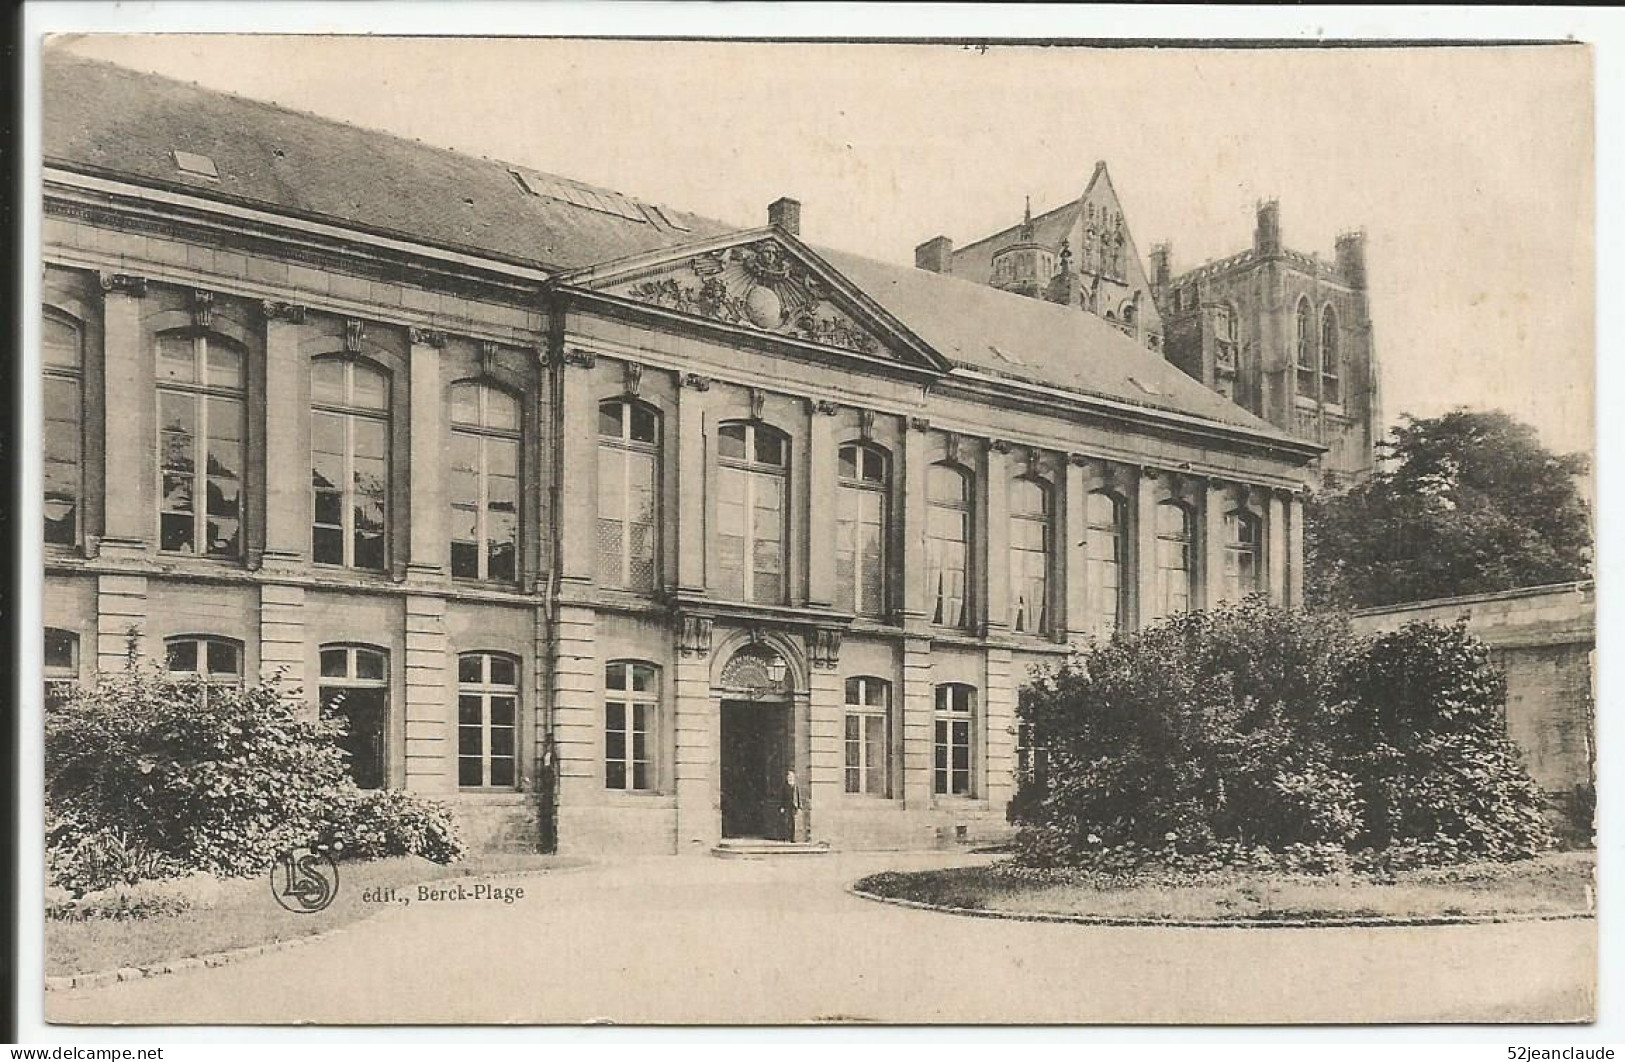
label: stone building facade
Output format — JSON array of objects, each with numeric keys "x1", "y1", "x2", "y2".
[
  {"x1": 917, "y1": 170, "x2": 1380, "y2": 485},
  {"x1": 41, "y1": 54, "x2": 1320, "y2": 856}
]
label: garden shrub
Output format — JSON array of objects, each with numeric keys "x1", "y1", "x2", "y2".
[
  {"x1": 320, "y1": 787, "x2": 466, "y2": 864},
  {"x1": 1338, "y1": 620, "x2": 1553, "y2": 863},
  {"x1": 45, "y1": 649, "x2": 466, "y2": 893},
  {"x1": 1013, "y1": 602, "x2": 1553, "y2": 871}
]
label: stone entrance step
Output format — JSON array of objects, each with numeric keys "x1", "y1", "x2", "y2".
[{"x1": 711, "y1": 839, "x2": 833, "y2": 859}]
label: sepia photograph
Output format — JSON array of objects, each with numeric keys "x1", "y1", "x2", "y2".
[{"x1": 29, "y1": 29, "x2": 1596, "y2": 1027}]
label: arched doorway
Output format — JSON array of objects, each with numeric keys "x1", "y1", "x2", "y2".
[{"x1": 716, "y1": 643, "x2": 796, "y2": 840}]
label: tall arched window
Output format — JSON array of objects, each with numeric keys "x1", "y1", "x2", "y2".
[
  {"x1": 1155, "y1": 501, "x2": 1194, "y2": 616},
  {"x1": 1009, "y1": 477, "x2": 1052, "y2": 634},
  {"x1": 319, "y1": 644, "x2": 389, "y2": 789},
  {"x1": 43, "y1": 310, "x2": 83, "y2": 547},
  {"x1": 1223, "y1": 510, "x2": 1263, "y2": 603},
  {"x1": 836, "y1": 442, "x2": 889, "y2": 617},
  {"x1": 597, "y1": 399, "x2": 660, "y2": 592},
  {"x1": 844, "y1": 676, "x2": 891, "y2": 797},
  {"x1": 604, "y1": 660, "x2": 659, "y2": 792},
  {"x1": 927, "y1": 463, "x2": 972, "y2": 628},
  {"x1": 458, "y1": 652, "x2": 518, "y2": 789},
  {"x1": 1086, "y1": 490, "x2": 1126, "y2": 636},
  {"x1": 1320, "y1": 305, "x2": 1341, "y2": 405},
  {"x1": 1294, "y1": 297, "x2": 1316, "y2": 398},
  {"x1": 311, "y1": 358, "x2": 390, "y2": 570},
  {"x1": 716, "y1": 421, "x2": 787, "y2": 605},
  {"x1": 157, "y1": 330, "x2": 246, "y2": 559},
  {"x1": 934, "y1": 683, "x2": 977, "y2": 797},
  {"x1": 450, "y1": 382, "x2": 520, "y2": 583}
]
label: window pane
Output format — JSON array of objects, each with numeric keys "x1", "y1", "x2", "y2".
[
  {"x1": 631, "y1": 665, "x2": 655, "y2": 693},
  {"x1": 156, "y1": 334, "x2": 196, "y2": 383},
  {"x1": 355, "y1": 650, "x2": 386, "y2": 681},
  {"x1": 310, "y1": 359, "x2": 345, "y2": 405},
  {"x1": 458, "y1": 655, "x2": 482, "y2": 683},
  {"x1": 754, "y1": 430, "x2": 784, "y2": 466},
  {"x1": 320, "y1": 649, "x2": 348, "y2": 677},
  {"x1": 865, "y1": 716, "x2": 887, "y2": 796},
  {"x1": 717, "y1": 423, "x2": 747, "y2": 460},
  {"x1": 490, "y1": 758, "x2": 515, "y2": 788},
  {"x1": 206, "y1": 639, "x2": 240, "y2": 676},
  {"x1": 204, "y1": 341, "x2": 243, "y2": 391},
  {"x1": 43, "y1": 314, "x2": 81, "y2": 370},
  {"x1": 628, "y1": 403, "x2": 657, "y2": 444},
  {"x1": 161, "y1": 512, "x2": 195, "y2": 553},
  {"x1": 459, "y1": 757, "x2": 483, "y2": 787},
  {"x1": 838, "y1": 445, "x2": 858, "y2": 480},
  {"x1": 598, "y1": 401, "x2": 623, "y2": 438},
  {"x1": 459, "y1": 694, "x2": 482, "y2": 725},
  {"x1": 43, "y1": 629, "x2": 77, "y2": 671},
  {"x1": 352, "y1": 365, "x2": 388, "y2": 410},
  {"x1": 491, "y1": 695, "x2": 516, "y2": 727},
  {"x1": 489, "y1": 656, "x2": 517, "y2": 687},
  {"x1": 166, "y1": 640, "x2": 198, "y2": 672}
]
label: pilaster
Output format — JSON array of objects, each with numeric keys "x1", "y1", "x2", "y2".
[
  {"x1": 805, "y1": 664, "x2": 842, "y2": 840},
  {"x1": 673, "y1": 642, "x2": 717, "y2": 851},
  {"x1": 556, "y1": 351, "x2": 598, "y2": 589},
  {"x1": 1268, "y1": 490, "x2": 1289, "y2": 605},
  {"x1": 1062, "y1": 457, "x2": 1089, "y2": 644},
  {"x1": 1286, "y1": 492, "x2": 1306, "y2": 607},
  {"x1": 408, "y1": 329, "x2": 448, "y2": 579},
  {"x1": 258, "y1": 583, "x2": 307, "y2": 707},
  {"x1": 806, "y1": 400, "x2": 839, "y2": 608},
  {"x1": 99, "y1": 274, "x2": 150, "y2": 558},
  {"x1": 983, "y1": 440, "x2": 1010, "y2": 635},
  {"x1": 404, "y1": 594, "x2": 450, "y2": 793},
  {"x1": 900, "y1": 420, "x2": 930, "y2": 628},
  {"x1": 550, "y1": 604, "x2": 600, "y2": 829},
  {"x1": 1134, "y1": 467, "x2": 1159, "y2": 627},
  {"x1": 1203, "y1": 478, "x2": 1227, "y2": 608},
  {"x1": 95, "y1": 574, "x2": 147, "y2": 675},
  {"x1": 261, "y1": 301, "x2": 309, "y2": 569},
  {"x1": 900, "y1": 635, "x2": 934, "y2": 810},
  {"x1": 983, "y1": 647, "x2": 1017, "y2": 809},
  {"x1": 676, "y1": 373, "x2": 710, "y2": 594}
]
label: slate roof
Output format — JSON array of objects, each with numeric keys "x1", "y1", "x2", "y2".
[
  {"x1": 947, "y1": 200, "x2": 1081, "y2": 288},
  {"x1": 43, "y1": 51, "x2": 735, "y2": 272},
  {"x1": 818, "y1": 247, "x2": 1289, "y2": 436},
  {"x1": 43, "y1": 50, "x2": 1303, "y2": 447}
]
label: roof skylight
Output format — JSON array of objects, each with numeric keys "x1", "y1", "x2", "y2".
[
  {"x1": 171, "y1": 150, "x2": 219, "y2": 180},
  {"x1": 510, "y1": 168, "x2": 648, "y2": 223}
]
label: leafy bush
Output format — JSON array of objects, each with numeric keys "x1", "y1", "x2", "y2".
[
  {"x1": 46, "y1": 822, "x2": 180, "y2": 896},
  {"x1": 320, "y1": 787, "x2": 465, "y2": 864},
  {"x1": 1339, "y1": 620, "x2": 1553, "y2": 862},
  {"x1": 1013, "y1": 602, "x2": 1552, "y2": 871},
  {"x1": 45, "y1": 649, "x2": 466, "y2": 893}
]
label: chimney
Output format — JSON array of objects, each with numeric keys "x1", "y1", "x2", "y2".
[
  {"x1": 915, "y1": 235, "x2": 954, "y2": 274},
  {"x1": 1254, "y1": 199, "x2": 1281, "y2": 256},
  {"x1": 768, "y1": 197, "x2": 801, "y2": 236},
  {"x1": 1149, "y1": 242, "x2": 1172, "y2": 289},
  {"x1": 1335, "y1": 229, "x2": 1368, "y2": 290}
]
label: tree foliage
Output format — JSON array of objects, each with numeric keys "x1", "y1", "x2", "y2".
[
  {"x1": 1306, "y1": 409, "x2": 1591, "y2": 610},
  {"x1": 46, "y1": 648, "x2": 465, "y2": 891},
  {"x1": 1012, "y1": 601, "x2": 1553, "y2": 871}
]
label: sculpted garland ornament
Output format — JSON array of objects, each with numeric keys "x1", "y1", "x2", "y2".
[{"x1": 625, "y1": 241, "x2": 881, "y2": 355}]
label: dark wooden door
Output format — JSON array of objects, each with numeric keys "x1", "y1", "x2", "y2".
[{"x1": 721, "y1": 700, "x2": 789, "y2": 839}]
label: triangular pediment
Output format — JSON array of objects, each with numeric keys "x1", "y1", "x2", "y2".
[{"x1": 560, "y1": 229, "x2": 950, "y2": 372}]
